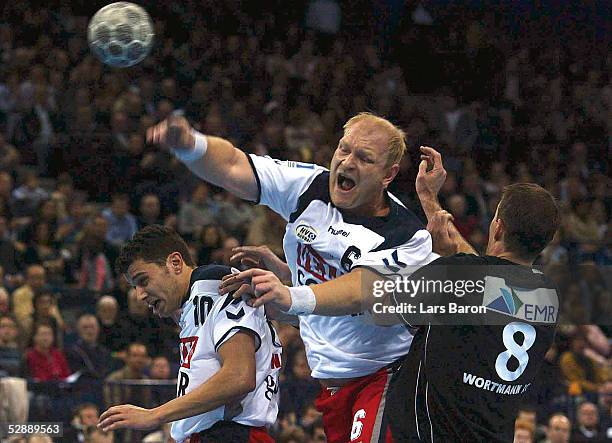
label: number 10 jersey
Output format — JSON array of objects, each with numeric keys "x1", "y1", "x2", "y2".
[{"x1": 170, "y1": 265, "x2": 282, "y2": 442}]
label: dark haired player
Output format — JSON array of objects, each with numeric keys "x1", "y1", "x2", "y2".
[{"x1": 98, "y1": 226, "x2": 281, "y2": 442}]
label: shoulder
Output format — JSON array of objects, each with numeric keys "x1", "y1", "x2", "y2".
[
  {"x1": 289, "y1": 171, "x2": 330, "y2": 222},
  {"x1": 190, "y1": 264, "x2": 233, "y2": 284},
  {"x1": 433, "y1": 253, "x2": 487, "y2": 266},
  {"x1": 363, "y1": 196, "x2": 425, "y2": 251}
]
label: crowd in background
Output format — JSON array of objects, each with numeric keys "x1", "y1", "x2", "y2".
[{"x1": 0, "y1": 1, "x2": 610, "y2": 442}]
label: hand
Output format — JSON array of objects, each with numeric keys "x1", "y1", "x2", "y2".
[
  {"x1": 230, "y1": 246, "x2": 291, "y2": 282},
  {"x1": 146, "y1": 115, "x2": 195, "y2": 154},
  {"x1": 426, "y1": 210, "x2": 458, "y2": 256},
  {"x1": 416, "y1": 146, "x2": 447, "y2": 198},
  {"x1": 219, "y1": 268, "x2": 292, "y2": 311},
  {"x1": 98, "y1": 404, "x2": 161, "y2": 432}
]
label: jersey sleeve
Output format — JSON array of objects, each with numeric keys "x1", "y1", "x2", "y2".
[
  {"x1": 247, "y1": 154, "x2": 326, "y2": 220},
  {"x1": 353, "y1": 229, "x2": 440, "y2": 276},
  {"x1": 211, "y1": 297, "x2": 266, "y2": 352}
]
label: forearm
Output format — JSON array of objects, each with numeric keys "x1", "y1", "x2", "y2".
[
  {"x1": 183, "y1": 134, "x2": 258, "y2": 201},
  {"x1": 419, "y1": 191, "x2": 443, "y2": 221},
  {"x1": 419, "y1": 193, "x2": 478, "y2": 255},
  {"x1": 153, "y1": 366, "x2": 252, "y2": 423},
  {"x1": 310, "y1": 269, "x2": 367, "y2": 316},
  {"x1": 270, "y1": 261, "x2": 292, "y2": 283}
]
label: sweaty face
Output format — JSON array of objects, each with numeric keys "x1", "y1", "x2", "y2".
[
  {"x1": 126, "y1": 259, "x2": 180, "y2": 318},
  {"x1": 329, "y1": 121, "x2": 394, "y2": 215}
]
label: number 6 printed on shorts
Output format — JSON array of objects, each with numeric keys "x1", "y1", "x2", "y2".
[{"x1": 350, "y1": 409, "x2": 367, "y2": 441}]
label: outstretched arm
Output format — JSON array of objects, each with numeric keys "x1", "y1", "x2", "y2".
[
  {"x1": 98, "y1": 332, "x2": 256, "y2": 431},
  {"x1": 147, "y1": 116, "x2": 259, "y2": 201},
  {"x1": 220, "y1": 268, "x2": 367, "y2": 316}
]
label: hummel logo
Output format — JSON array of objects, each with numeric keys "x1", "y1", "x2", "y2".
[
  {"x1": 328, "y1": 226, "x2": 350, "y2": 237},
  {"x1": 226, "y1": 307, "x2": 245, "y2": 320}
]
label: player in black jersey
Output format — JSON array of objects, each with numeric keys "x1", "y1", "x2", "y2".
[{"x1": 240, "y1": 147, "x2": 561, "y2": 442}]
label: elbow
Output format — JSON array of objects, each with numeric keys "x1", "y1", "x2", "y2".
[
  {"x1": 228, "y1": 368, "x2": 256, "y2": 397},
  {"x1": 237, "y1": 372, "x2": 256, "y2": 396}
]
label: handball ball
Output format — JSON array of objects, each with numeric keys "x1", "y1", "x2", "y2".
[{"x1": 87, "y1": 2, "x2": 154, "y2": 68}]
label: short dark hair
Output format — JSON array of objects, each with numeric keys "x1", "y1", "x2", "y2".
[
  {"x1": 497, "y1": 183, "x2": 559, "y2": 260},
  {"x1": 116, "y1": 225, "x2": 196, "y2": 274}
]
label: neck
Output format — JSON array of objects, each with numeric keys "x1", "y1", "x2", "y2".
[
  {"x1": 179, "y1": 267, "x2": 195, "y2": 307},
  {"x1": 493, "y1": 251, "x2": 533, "y2": 267},
  {"x1": 346, "y1": 191, "x2": 390, "y2": 218},
  {"x1": 35, "y1": 345, "x2": 51, "y2": 354}
]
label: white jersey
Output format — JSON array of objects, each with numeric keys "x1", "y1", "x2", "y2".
[
  {"x1": 248, "y1": 155, "x2": 438, "y2": 379},
  {"x1": 170, "y1": 265, "x2": 282, "y2": 442}
]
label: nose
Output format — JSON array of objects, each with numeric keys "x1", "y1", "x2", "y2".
[
  {"x1": 134, "y1": 286, "x2": 147, "y2": 301},
  {"x1": 340, "y1": 152, "x2": 357, "y2": 170}
]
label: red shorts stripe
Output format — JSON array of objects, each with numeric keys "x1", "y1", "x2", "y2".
[
  {"x1": 248, "y1": 427, "x2": 275, "y2": 443},
  {"x1": 315, "y1": 367, "x2": 394, "y2": 443}
]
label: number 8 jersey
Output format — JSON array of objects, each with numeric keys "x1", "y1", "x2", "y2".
[
  {"x1": 386, "y1": 254, "x2": 559, "y2": 442},
  {"x1": 170, "y1": 265, "x2": 282, "y2": 442}
]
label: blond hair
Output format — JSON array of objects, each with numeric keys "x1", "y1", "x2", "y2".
[{"x1": 343, "y1": 112, "x2": 407, "y2": 167}]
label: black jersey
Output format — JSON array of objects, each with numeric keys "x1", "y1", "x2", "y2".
[{"x1": 386, "y1": 254, "x2": 559, "y2": 442}]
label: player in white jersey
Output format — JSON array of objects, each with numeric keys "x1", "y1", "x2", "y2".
[
  {"x1": 147, "y1": 112, "x2": 438, "y2": 442},
  {"x1": 98, "y1": 226, "x2": 281, "y2": 443}
]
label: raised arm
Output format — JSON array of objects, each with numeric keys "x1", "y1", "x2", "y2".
[
  {"x1": 416, "y1": 146, "x2": 477, "y2": 255},
  {"x1": 147, "y1": 116, "x2": 258, "y2": 201}
]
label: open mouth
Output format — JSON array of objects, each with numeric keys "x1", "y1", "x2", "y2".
[{"x1": 337, "y1": 173, "x2": 356, "y2": 192}]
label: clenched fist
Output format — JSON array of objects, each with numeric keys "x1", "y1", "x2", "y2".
[{"x1": 146, "y1": 115, "x2": 195, "y2": 154}]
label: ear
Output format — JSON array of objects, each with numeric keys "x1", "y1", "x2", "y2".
[
  {"x1": 167, "y1": 252, "x2": 184, "y2": 274},
  {"x1": 493, "y1": 218, "x2": 505, "y2": 242},
  {"x1": 382, "y1": 163, "x2": 400, "y2": 189}
]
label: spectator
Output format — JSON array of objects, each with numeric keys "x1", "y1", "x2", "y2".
[
  {"x1": 96, "y1": 295, "x2": 126, "y2": 353},
  {"x1": 77, "y1": 222, "x2": 114, "y2": 293},
  {"x1": 137, "y1": 193, "x2": 162, "y2": 229},
  {"x1": 22, "y1": 288, "x2": 64, "y2": 346},
  {"x1": 280, "y1": 350, "x2": 320, "y2": 419},
  {"x1": 0, "y1": 314, "x2": 22, "y2": 376},
  {"x1": 12, "y1": 264, "x2": 46, "y2": 328},
  {"x1": 104, "y1": 342, "x2": 149, "y2": 407},
  {"x1": 245, "y1": 208, "x2": 286, "y2": 259},
  {"x1": 559, "y1": 333, "x2": 609, "y2": 394},
  {"x1": 149, "y1": 355, "x2": 171, "y2": 380},
  {"x1": 216, "y1": 191, "x2": 255, "y2": 240},
  {"x1": 0, "y1": 284, "x2": 9, "y2": 316},
  {"x1": 513, "y1": 418, "x2": 534, "y2": 443},
  {"x1": 64, "y1": 403, "x2": 100, "y2": 443},
  {"x1": 66, "y1": 314, "x2": 113, "y2": 380},
  {"x1": 542, "y1": 413, "x2": 571, "y2": 443},
  {"x1": 84, "y1": 427, "x2": 114, "y2": 443},
  {"x1": 25, "y1": 322, "x2": 71, "y2": 381},
  {"x1": 101, "y1": 194, "x2": 138, "y2": 247},
  {"x1": 195, "y1": 224, "x2": 225, "y2": 265},
  {"x1": 572, "y1": 402, "x2": 604, "y2": 442},
  {"x1": 0, "y1": 215, "x2": 22, "y2": 275},
  {"x1": 26, "y1": 434, "x2": 54, "y2": 443},
  {"x1": 10, "y1": 171, "x2": 49, "y2": 218},
  {"x1": 447, "y1": 193, "x2": 479, "y2": 238},
  {"x1": 177, "y1": 182, "x2": 217, "y2": 239}
]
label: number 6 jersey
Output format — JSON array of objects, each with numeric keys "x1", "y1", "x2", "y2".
[{"x1": 170, "y1": 265, "x2": 282, "y2": 442}]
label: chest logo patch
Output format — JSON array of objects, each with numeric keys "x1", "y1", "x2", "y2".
[
  {"x1": 295, "y1": 224, "x2": 318, "y2": 244},
  {"x1": 180, "y1": 336, "x2": 199, "y2": 369}
]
